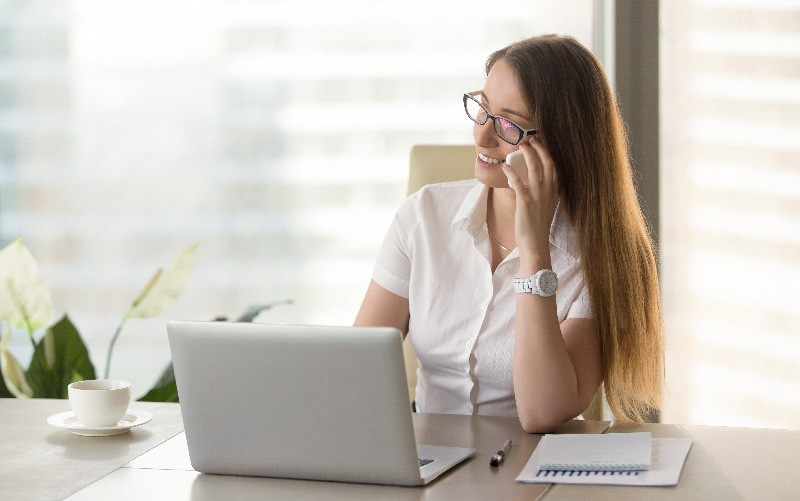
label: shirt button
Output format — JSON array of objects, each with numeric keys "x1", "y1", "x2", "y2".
[
  {"x1": 479, "y1": 302, "x2": 487, "y2": 309},
  {"x1": 465, "y1": 340, "x2": 472, "y2": 349}
]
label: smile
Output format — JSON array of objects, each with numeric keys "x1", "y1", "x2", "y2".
[{"x1": 478, "y1": 152, "x2": 504, "y2": 165}]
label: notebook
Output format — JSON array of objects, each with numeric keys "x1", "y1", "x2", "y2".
[
  {"x1": 517, "y1": 433, "x2": 693, "y2": 487},
  {"x1": 166, "y1": 320, "x2": 475, "y2": 486}
]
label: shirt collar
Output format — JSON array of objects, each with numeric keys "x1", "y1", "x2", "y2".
[
  {"x1": 451, "y1": 181, "x2": 488, "y2": 236},
  {"x1": 451, "y1": 181, "x2": 580, "y2": 261},
  {"x1": 549, "y1": 199, "x2": 580, "y2": 260}
]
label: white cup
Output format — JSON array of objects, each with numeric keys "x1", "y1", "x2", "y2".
[{"x1": 68, "y1": 379, "x2": 132, "y2": 427}]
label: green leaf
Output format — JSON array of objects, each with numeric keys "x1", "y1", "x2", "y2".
[
  {"x1": 26, "y1": 315, "x2": 96, "y2": 399},
  {"x1": 234, "y1": 300, "x2": 293, "y2": 323},
  {"x1": 138, "y1": 362, "x2": 179, "y2": 402},
  {"x1": 127, "y1": 244, "x2": 197, "y2": 319},
  {"x1": 138, "y1": 381, "x2": 179, "y2": 402},
  {"x1": 0, "y1": 238, "x2": 54, "y2": 334},
  {"x1": 0, "y1": 374, "x2": 12, "y2": 398},
  {"x1": 0, "y1": 325, "x2": 33, "y2": 398},
  {"x1": 236, "y1": 299, "x2": 292, "y2": 322}
]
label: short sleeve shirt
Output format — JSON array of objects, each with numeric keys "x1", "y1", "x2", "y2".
[{"x1": 373, "y1": 180, "x2": 592, "y2": 417}]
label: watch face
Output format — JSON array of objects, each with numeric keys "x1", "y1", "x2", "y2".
[{"x1": 538, "y1": 271, "x2": 558, "y2": 295}]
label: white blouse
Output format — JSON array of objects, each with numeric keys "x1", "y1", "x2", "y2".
[{"x1": 372, "y1": 180, "x2": 593, "y2": 417}]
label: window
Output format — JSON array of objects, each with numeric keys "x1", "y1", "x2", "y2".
[
  {"x1": 1, "y1": 1, "x2": 594, "y2": 396},
  {"x1": 661, "y1": 0, "x2": 800, "y2": 428}
]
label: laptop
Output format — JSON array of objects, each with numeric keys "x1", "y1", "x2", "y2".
[{"x1": 166, "y1": 320, "x2": 475, "y2": 486}]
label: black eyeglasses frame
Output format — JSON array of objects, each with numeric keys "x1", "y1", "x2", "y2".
[{"x1": 463, "y1": 91, "x2": 537, "y2": 145}]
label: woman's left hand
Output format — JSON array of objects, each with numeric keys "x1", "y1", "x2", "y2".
[{"x1": 502, "y1": 136, "x2": 560, "y2": 261}]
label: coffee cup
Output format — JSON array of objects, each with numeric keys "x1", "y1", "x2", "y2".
[{"x1": 68, "y1": 379, "x2": 132, "y2": 427}]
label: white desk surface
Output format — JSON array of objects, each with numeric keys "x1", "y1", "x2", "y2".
[
  {"x1": 0, "y1": 398, "x2": 184, "y2": 501},
  {"x1": 2, "y1": 398, "x2": 605, "y2": 500},
  {"x1": 546, "y1": 422, "x2": 800, "y2": 500},
  {"x1": 3, "y1": 398, "x2": 800, "y2": 500}
]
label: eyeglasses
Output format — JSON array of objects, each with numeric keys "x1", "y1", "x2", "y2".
[{"x1": 463, "y1": 91, "x2": 537, "y2": 145}]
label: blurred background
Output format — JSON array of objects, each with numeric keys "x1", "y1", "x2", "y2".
[{"x1": 1, "y1": 0, "x2": 797, "y2": 429}]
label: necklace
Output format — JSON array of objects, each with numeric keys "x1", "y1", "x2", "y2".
[
  {"x1": 486, "y1": 189, "x2": 515, "y2": 253},
  {"x1": 487, "y1": 228, "x2": 513, "y2": 252}
]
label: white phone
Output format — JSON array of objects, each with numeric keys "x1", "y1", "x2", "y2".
[{"x1": 505, "y1": 150, "x2": 528, "y2": 185}]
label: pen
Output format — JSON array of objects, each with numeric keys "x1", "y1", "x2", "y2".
[{"x1": 490, "y1": 439, "x2": 512, "y2": 467}]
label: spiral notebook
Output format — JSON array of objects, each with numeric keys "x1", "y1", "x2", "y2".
[{"x1": 517, "y1": 433, "x2": 693, "y2": 486}]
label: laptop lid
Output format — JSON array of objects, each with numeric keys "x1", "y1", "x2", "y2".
[{"x1": 167, "y1": 321, "x2": 473, "y2": 486}]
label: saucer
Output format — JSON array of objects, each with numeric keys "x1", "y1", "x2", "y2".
[{"x1": 47, "y1": 408, "x2": 153, "y2": 436}]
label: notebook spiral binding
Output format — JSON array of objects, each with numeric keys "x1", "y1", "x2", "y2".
[
  {"x1": 538, "y1": 462, "x2": 650, "y2": 473},
  {"x1": 536, "y1": 469, "x2": 643, "y2": 477}
]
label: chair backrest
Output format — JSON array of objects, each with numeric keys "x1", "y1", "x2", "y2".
[
  {"x1": 407, "y1": 144, "x2": 477, "y2": 195},
  {"x1": 402, "y1": 144, "x2": 606, "y2": 421}
]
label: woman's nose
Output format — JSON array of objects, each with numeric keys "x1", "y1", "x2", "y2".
[{"x1": 473, "y1": 120, "x2": 498, "y2": 146}]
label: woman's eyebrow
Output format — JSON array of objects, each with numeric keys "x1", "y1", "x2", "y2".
[{"x1": 480, "y1": 92, "x2": 533, "y2": 123}]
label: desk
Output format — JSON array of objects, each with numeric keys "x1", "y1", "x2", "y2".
[
  {"x1": 1, "y1": 398, "x2": 605, "y2": 500},
  {"x1": 3, "y1": 399, "x2": 800, "y2": 500},
  {"x1": 0, "y1": 398, "x2": 184, "y2": 501},
  {"x1": 546, "y1": 422, "x2": 800, "y2": 500}
]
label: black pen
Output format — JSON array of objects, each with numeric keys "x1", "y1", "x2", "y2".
[{"x1": 490, "y1": 439, "x2": 512, "y2": 467}]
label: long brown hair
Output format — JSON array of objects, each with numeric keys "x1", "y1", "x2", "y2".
[{"x1": 487, "y1": 34, "x2": 664, "y2": 423}]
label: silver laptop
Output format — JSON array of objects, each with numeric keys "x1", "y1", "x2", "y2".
[{"x1": 166, "y1": 320, "x2": 475, "y2": 486}]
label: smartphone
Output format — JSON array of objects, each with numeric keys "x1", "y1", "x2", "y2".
[{"x1": 505, "y1": 150, "x2": 528, "y2": 185}]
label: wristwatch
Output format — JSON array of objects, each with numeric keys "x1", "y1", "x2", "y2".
[{"x1": 513, "y1": 269, "x2": 558, "y2": 297}]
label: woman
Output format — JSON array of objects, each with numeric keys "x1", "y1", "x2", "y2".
[{"x1": 355, "y1": 34, "x2": 663, "y2": 433}]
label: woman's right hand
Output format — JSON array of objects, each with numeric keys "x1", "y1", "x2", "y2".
[{"x1": 502, "y1": 136, "x2": 559, "y2": 266}]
